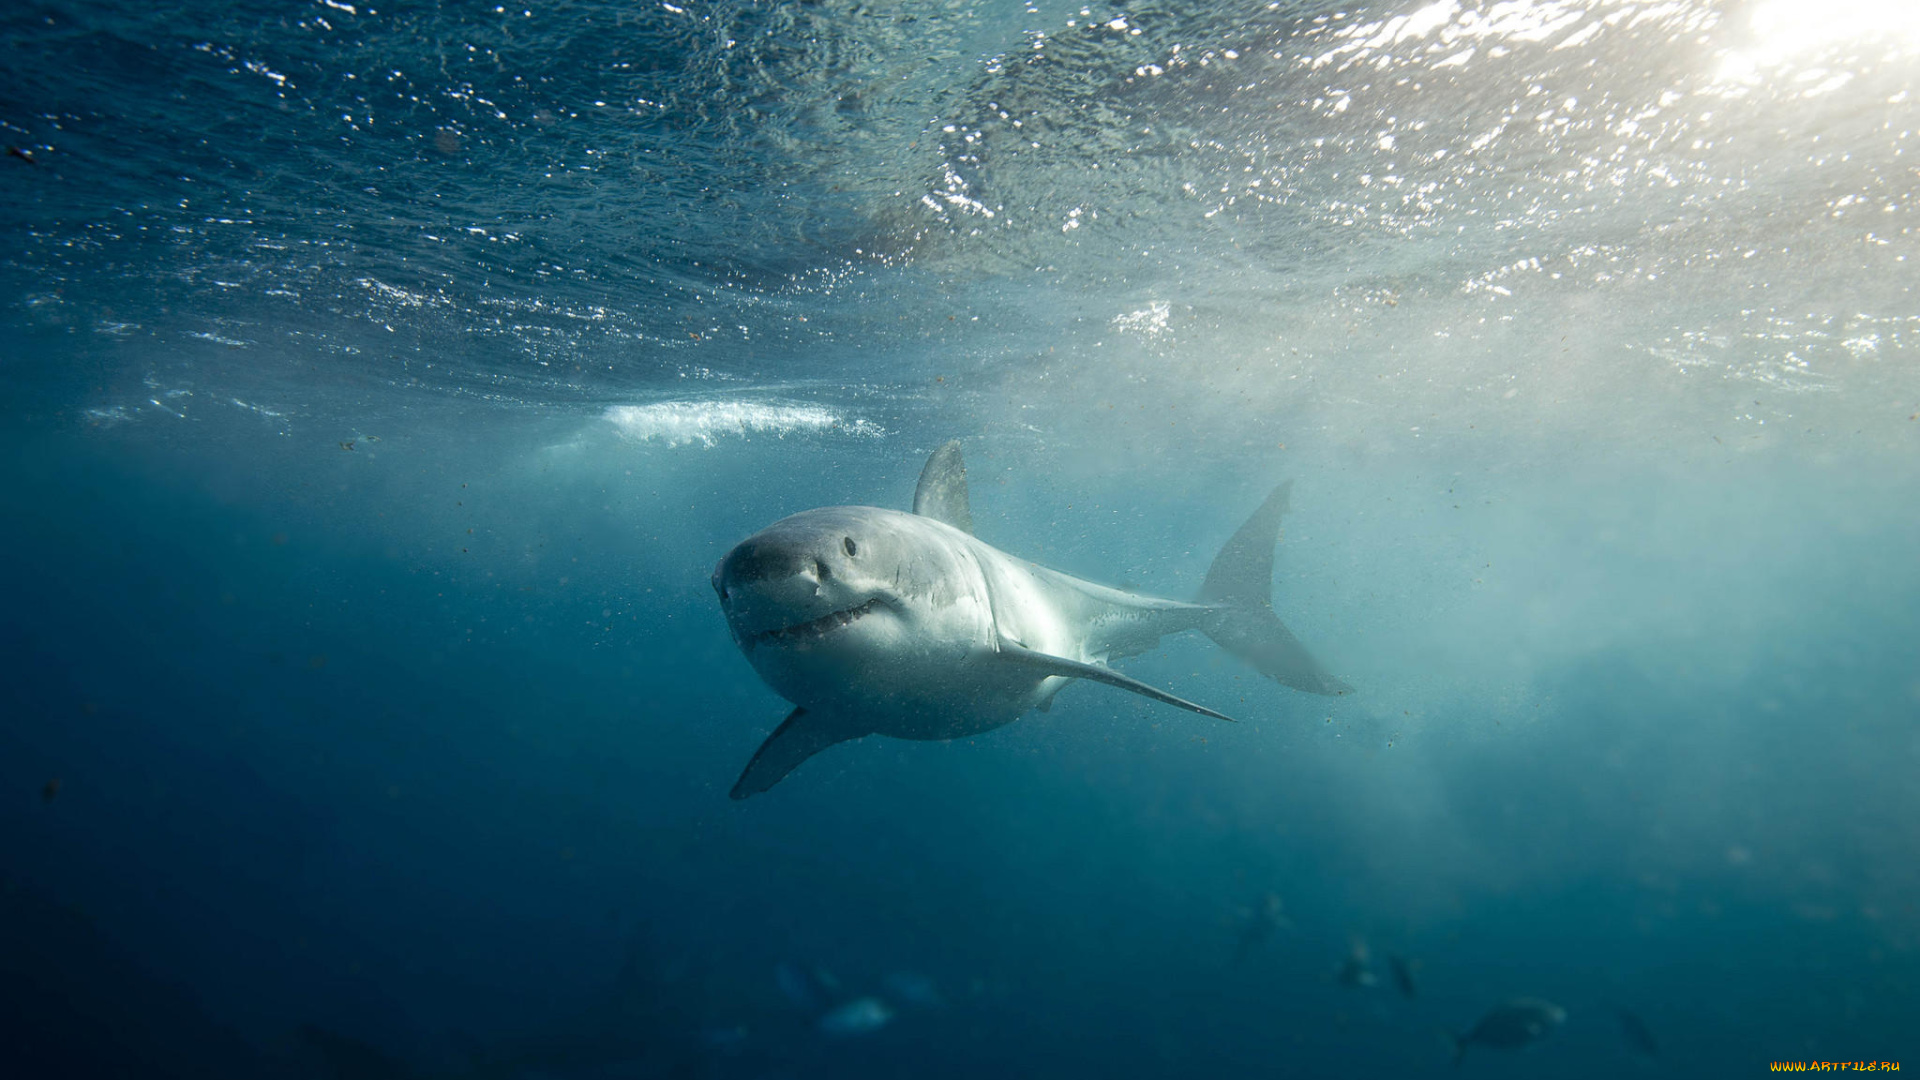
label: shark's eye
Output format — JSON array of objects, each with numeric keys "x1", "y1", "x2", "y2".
[{"x1": 842, "y1": 536, "x2": 858, "y2": 557}]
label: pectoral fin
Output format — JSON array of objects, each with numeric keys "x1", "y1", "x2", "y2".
[
  {"x1": 996, "y1": 641, "x2": 1239, "y2": 723},
  {"x1": 731, "y1": 708, "x2": 866, "y2": 800}
]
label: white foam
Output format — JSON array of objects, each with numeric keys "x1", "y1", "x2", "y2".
[
  {"x1": 603, "y1": 400, "x2": 880, "y2": 448},
  {"x1": 1113, "y1": 300, "x2": 1172, "y2": 337}
]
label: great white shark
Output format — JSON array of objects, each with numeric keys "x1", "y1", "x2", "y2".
[{"x1": 712, "y1": 442, "x2": 1352, "y2": 798}]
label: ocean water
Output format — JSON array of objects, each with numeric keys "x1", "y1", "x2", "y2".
[{"x1": 2, "y1": 0, "x2": 1917, "y2": 1076}]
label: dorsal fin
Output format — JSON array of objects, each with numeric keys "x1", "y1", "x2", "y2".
[{"x1": 911, "y1": 440, "x2": 973, "y2": 535}]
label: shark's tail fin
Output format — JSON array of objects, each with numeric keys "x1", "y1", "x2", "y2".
[
  {"x1": 1444, "y1": 1028, "x2": 1468, "y2": 1068},
  {"x1": 1199, "y1": 481, "x2": 1353, "y2": 696}
]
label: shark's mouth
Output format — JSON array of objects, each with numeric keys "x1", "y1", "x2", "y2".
[{"x1": 749, "y1": 598, "x2": 882, "y2": 648}]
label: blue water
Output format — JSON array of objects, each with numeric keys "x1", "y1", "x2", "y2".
[{"x1": 3, "y1": 0, "x2": 1918, "y2": 1076}]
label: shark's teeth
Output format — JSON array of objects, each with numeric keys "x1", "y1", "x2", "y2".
[{"x1": 752, "y1": 599, "x2": 880, "y2": 647}]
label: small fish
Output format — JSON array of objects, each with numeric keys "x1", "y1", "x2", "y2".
[
  {"x1": 340, "y1": 440, "x2": 355, "y2": 451},
  {"x1": 1388, "y1": 954, "x2": 1419, "y2": 999},
  {"x1": 775, "y1": 962, "x2": 824, "y2": 1012},
  {"x1": 882, "y1": 971, "x2": 943, "y2": 1008},
  {"x1": 1233, "y1": 892, "x2": 1290, "y2": 963},
  {"x1": 42, "y1": 778, "x2": 60, "y2": 802},
  {"x1": 1613, "y1": 1006, "x2": 1659, "y2": 1059},
  {"x1": 818, "y1": 996, "x2": 893, "y2": 1037},
  {"x1": 1335, "y1": 936, "x2": 1376, "y2": 989},
  {"x1": 699, "y1": 1023, "x2": 749, "y2": 1053},
  {"x1": 295, "y1": 1024, "x2": 416, "y2": 1080},
  {"x1": 1447, "y1": 998, "x2": 1566, "y2": 1066}
]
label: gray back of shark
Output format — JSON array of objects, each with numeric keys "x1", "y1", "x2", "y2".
[{"x1": 712, "y1": 441, "x2": 1352, "y2": 798}]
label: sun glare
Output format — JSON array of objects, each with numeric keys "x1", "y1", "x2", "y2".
[
  {"x1": 1713, "y1": 0, "x2": 1920, "y2": 88},
  {"x1": 1744, "y1": 0, "x2": 1920, "y2": 61}
]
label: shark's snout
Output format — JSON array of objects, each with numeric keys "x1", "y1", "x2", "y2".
[
  {"x1": 714, "y1": 529, "x2": 875, "y2": 649},
  {"x1": 719, "y1": 539, "x2": 816, "y2": 588}
]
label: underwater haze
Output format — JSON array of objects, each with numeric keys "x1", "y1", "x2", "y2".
[{"x1": 3, "y1": 0, "x2": 1918, "y2": 1076}]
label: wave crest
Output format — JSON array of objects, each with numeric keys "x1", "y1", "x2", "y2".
[{"x1": 603, "y1": 401, "x2": 880, "y2": 448}]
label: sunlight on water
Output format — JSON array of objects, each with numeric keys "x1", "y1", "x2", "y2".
[
  {"x1": 1747, "y1": 0, "x2": 1920, "y2": 56},
  {"x1": 1717, "y1": 0, "x2": 1920, "y2": 85},
  {"x1": 1304, "y1": 0, "x2": 1710, "y2": 72}
]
